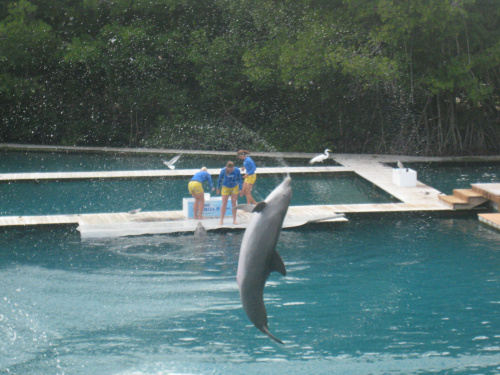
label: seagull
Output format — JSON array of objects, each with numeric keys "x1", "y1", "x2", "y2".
[
  {"x1": 309, "y1": 149, "x2": 332, "y2": 164},
  {"x1": 397, "y1": 160, "x2": 404, "y2": 169},
  {"x1": 162, "y1": 155, "x2": 181, "y2": 170},
  {"x1": 128, "y1": 208, "x2": 142, "y2": 214}
]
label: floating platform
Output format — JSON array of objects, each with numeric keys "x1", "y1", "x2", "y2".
[
  {"x1": 0, "y1": 154, "x2": 454, "y2": 238},
  {"x1": 76, "y1": 208, "x2": 347, "y2": 238},
  {"x1": 0, "y1": 166, "x2": 351, "y2": 182},
  {"x1": 478, "y1": 213, "x2": 500, "y2": 231},
  {"x1": 472, "y1": 183, "x2": 500, "y2": 204},
  {"x1": 438, "y1": 189, "x2": 488, "y2": 210},
  {"x1": 0, "y1": 201, "x2": 448, "y2": 230},
  {"x1": 5, "y1": 149, "x2": 498, "y2": 238}
]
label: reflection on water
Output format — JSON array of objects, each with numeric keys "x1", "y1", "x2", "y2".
[{"x1": 1, "y1": 216, "x2": 499, "y2": 374}]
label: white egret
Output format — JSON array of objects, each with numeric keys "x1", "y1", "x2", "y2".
[
  {"x1": 309, "y1": 149, "x2": 332, "y2": 164},
  {"x1": 162, "y1": 154, "x2": 181, "y2": 169}
]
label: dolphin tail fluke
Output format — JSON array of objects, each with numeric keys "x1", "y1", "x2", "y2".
[{"x1": 262, "y1": 326, "x2": 284, "y2": 345}]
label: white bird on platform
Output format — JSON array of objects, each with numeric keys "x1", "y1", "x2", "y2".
[
  {"x1": 309, "y1": 149, "x2": 332, "y2": 164},
  {"x1": 397, "y1": 160, "x2": 404, "y2": 169},
  {"x1": 162, "y1": 155, "x2": 181, "y2": 170},
  {"x1": 128, "y1": 208, "x2": 142, "y2": 214}
]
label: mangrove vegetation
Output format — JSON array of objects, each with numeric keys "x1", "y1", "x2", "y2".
[{"x1": 1, "y1": 0, "x2": 499, "y2": 155}]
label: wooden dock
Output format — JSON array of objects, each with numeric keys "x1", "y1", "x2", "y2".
[
  {"x1": 0, "y1": 155, "x2": 452, "y2": 231},
  {"x1": 472, "y1": 183, "x2": 500, "y2": 204},
  {"x1": 0, "y1": 200, "x2": 448, "y2": 238},
  {"x1": 4, "y1": 204, "x2": 388, "y2": 229},
  {"x1": 438, "y1": 189, "x2": 488, "y2": 210},
  {"x1": 0, "y1": 166, "x2": 352, "y2": 181},
  {"x1": 0, "y1": 201, "x2": 450, "y2": 230},
  {"x1": 473, "y1": 184, "x2": 500, "y2": 231},
  {"x1": 3, "y1": 149, "x2": 499, "y2": 235},
  {"x1": 333, "y1": 155, "x2": 446, "y2": 207},
  {"x1": 478, "y1": 213, "x2": 500, "y2": 231}
]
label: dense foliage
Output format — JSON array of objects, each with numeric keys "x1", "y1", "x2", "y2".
[{"x1": 1, "y1": 0, "x2": 499, "y2": 155}]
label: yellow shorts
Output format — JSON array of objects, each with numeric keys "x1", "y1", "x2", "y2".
[
  {"x1": 244, "y1": 174, "x2": 256, "y2": 184},
  {"x1": 221, "y1": 186, "x2": 239, "y2": 195},
  {"x1": 188, "y1": 181, "x2": 204, "y2": 195}
]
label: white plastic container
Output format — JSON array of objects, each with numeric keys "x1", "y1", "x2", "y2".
[
  {"x1": 182, "y1": 194, "x2": 233, "y2": 218},
  {"x1": 392, "y1": 168, "x2": 417, "y2": 187}
]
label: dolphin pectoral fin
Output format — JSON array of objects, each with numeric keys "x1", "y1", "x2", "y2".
[
  {"x1": 234, "y1": 204, "x2": 256, "y2": 213},
  {"x1": 270, "y1": 251, "x2": 286, "y2": 276},
  {"x1": 253, "y1": 202, "x2": 267, "y2": 213}
]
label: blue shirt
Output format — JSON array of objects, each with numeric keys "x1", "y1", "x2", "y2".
[
  {"x1": 217, "y1": 167, "x2": 243, "y2": 190},
  {"x1": 243, "y1": 156, "x2": 256, "y2": 176},
  {"x1": 190, "y1": 170, "x2": 213, "y2": 190}
]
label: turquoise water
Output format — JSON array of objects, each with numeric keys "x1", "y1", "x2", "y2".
[
  {"x1": 0, "y1": 174, "x2": 395, "y2": 216},
  {"x1": 1, "y1": 216, "x2": 499, "y2": 374},
  {"x1": 0, "y1": 150, "x2": 338, "y2": 173},
  {"x1": 1, "y1": 152, "x2": 500, "y2": 374}
]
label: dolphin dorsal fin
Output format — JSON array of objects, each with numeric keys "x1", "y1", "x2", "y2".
[
  {"x1": 270, "y1": 251, "x2": 286, "y2": 276},
  {"x1": 253, "y1": 202, "x2": 267, "y2": 213}
]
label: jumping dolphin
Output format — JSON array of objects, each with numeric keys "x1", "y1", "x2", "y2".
[{"x1": 236, "y1": 177, "x2": 292, "y2": 344}]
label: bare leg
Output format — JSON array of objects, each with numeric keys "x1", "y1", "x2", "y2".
[
  {"x1": 192, "y1": 192, "x2": 205, "y2": 219},
  {"x1": 192, "y1": 195, "x2": 199, "y2": 219},
  {"x1": 198, "y1": 193, "x2": 205, "y2": 219},
  {"x1": 219, "y1": 194, "x2": 229, "y2": 225},
  {"x1": 231, "y1": 193, "x2": 239, "y2": 224},
  {"x1": 242, "y1": 182, "x2": 257, "y2": 205}
]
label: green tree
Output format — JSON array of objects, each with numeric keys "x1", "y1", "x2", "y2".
[{"x1": 0, "y1": 0, "x2": 61, "y2": 143}]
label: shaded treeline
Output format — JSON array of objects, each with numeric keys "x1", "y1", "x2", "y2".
[{"x1": 1, "y1": 0, "x2": 499, "y2": 155}]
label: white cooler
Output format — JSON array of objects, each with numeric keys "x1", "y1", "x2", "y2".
[
  {"x1": 182, "y1": 194, "x2": 233, "y2": 218},
  {"x1": 392, "y1": 168, "x2": 417, "y2": 187}
]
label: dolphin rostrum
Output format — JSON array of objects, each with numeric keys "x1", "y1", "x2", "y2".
[
  {"x1": 193, "y1": 221, "x2": 208, "y2": 238},
  {"x1": 236, "y1": 177, "x2": 292, "y2": 344}
]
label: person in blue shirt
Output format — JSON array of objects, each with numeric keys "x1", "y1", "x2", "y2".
[
  {"x1": 216, "y1": 161, "x2": 242, "y2": 225},
  {"x1": 188, "y1": 167, "x2": 214, "y2": 219},
  {"x1": 237, "y1": 150, "x2": 258, "y2": 205}
]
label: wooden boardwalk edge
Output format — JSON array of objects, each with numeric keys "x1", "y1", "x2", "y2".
[
  {"x1": 0, "y1": 202, "x2": 452, "y2": 228},
  {"x1": 478, "y1": 213, "x2": 500, "y2": 231}
]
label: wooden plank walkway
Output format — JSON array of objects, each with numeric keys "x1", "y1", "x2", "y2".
[
  {"x1": 0, "y1": 201, "x2": 450, "y2": 229},
  {"x1": 333, "y1": 155, "x2": 446, "y2": 207},
  {"x1": 472, "y1": 183, "x2": 500, "y2": 204},
  {"x1": 0, "y1": 166, "x2": 352, "y2": 181},
  {"x1": 0, "y1": 154, "x2": 454, "y2": 230},
  {"x1": 478, "y1": 213, "x2": 500, "y2": 231}
]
